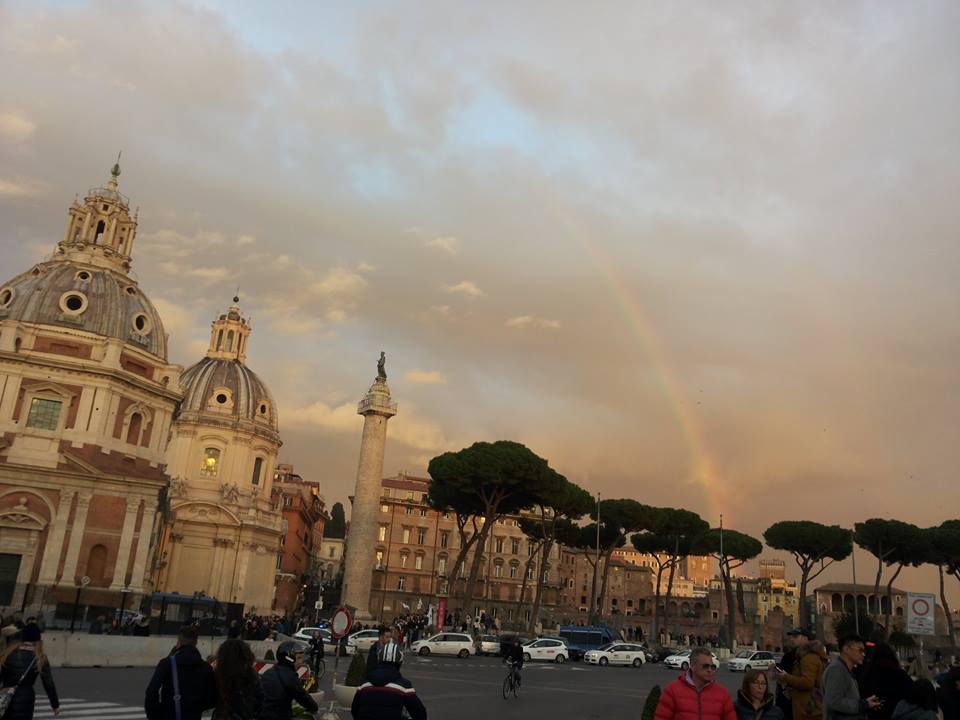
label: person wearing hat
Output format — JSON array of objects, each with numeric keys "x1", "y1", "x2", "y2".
[
  {"x1": 0, "y1": 622, "x2": 60, "y2": 719},
  {"x1": 776, "y1": 629, "x2": 824, "y2": 720},
  {"x1": 351, "y1": 641, "x2": 427, "y2": 720}
]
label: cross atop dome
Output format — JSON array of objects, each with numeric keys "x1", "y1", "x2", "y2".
[{"x1": 206, "y1": 296, "x2": 252, "y2": 362}]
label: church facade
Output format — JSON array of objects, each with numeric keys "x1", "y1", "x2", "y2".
[{"x1": 0, "y1": 164, "x2": 296, "y2": 618}]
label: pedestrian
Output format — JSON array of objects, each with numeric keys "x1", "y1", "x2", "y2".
[
  {"x1": 88, "y1": 615, "x2": 105, "y2": 635},
  {"x1": 307, "y1": 630, "x2": 325, "y2": 676},
  {"x1": 0, "y1": 623, "x2": 60, "y2": 719},
  {"x1": 937, "y1": 667, "x2": 960, "y2": 720},
  {"x1": 144, "y1": 625, "x2": 217, "y2": 720},
  {"x1": 367, "y1": 626, "x2": 393, "y2": 679},
  {"x1": 212, "y1": 638, "x2": 263, "y2": 720},
  {"x1": 654, "y1": 647, "x2": 736, "y2": 720},
  {"x1": 735, "y1": 669, "x2": 784, "y2": 720},
  {"x1": 226, "y1": 620, "x2": 241, "y2": 639},
  {"x1": 260, "y1": 641, "x2": 318, "y2": 720},
  {"x1": 351, "y1": 641, "x2": 427, "y2": 720},
  {"x1": 892, "y1": 679, "x2": 940, "y2": 720},
  {"x1": 821, "y1": 635, "x2": 882, "y2": 720},
  {"x1": 858, "y1": 643, "x2": 913, "y2": 720},
  {"x1": 776, "y1": 630, "x2": 826, "y2": 720}
]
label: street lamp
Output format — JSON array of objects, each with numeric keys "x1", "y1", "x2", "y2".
[{"x1": 119, "y1": 586, "x2": 132, "y2": 632}]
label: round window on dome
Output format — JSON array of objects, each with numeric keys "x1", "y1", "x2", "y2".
[
  {"x1": 132, "y1": 313, "x2": 151, "y2": 335},
  {"x1": 75, "y1": 271, "x2": 91, "y2": 282},
  {"x1": 125, "y1": 286, "x2": 137, "y2": 296},
  {"x1": 216, "y1": 393, "x2": 228, "y2": 404},
  {"x1": 59, "y1": 291, "x2": 88, "y2": 315},
  {"x1": 0, "y1": 288, "x2": 13, "y2": 308},
  {"x1": 259, "y1": 403, "x2": 268, "y2": 415}
]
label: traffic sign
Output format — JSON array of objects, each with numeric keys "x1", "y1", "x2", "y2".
[
  {"x1": 331, "y1": 606, "x2": 353, "y2": 639},
  {"x1": 907, "y1": 592, "x2": 935, "y2": 635}
]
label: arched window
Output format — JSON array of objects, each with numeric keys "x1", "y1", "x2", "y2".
[
  {"x1": 216, "y1": 329, "x2": 223, "y2": 351},
  {"x1": 226, "y1": 331, "x2": 234, "y2": 352},
  {"x1": 832, "y1": 593, "x2": 843, "y2": 612},
  {"x1": 251, "y1": 457, "x2": 264, "y2": 486},
  {"x1": 126, "y1": 412, "x2": 143, "y2": 445},
  {"x1": 94, "y1": 220, "x2": 105, "y2": 243},
  {"x1": 86, "y1": 544, "x2": 108, "y2": 585},
  {"x1": 200, "y1": 447, "x2": 221, "y2": 477}
]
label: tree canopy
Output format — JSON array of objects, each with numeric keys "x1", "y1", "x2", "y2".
[
  {"x1": 324, "y1": 501, "x2": 346, "y2": 539},
  {"x1": 694, "y1": 527, "x2": 762, "y2": 649}
]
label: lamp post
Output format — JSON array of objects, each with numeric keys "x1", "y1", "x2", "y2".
[{"x1": 119, "y1": 586, "x2": 131, "y2": 633}]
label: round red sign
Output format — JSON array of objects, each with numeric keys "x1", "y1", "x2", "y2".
[{"x1": 331, "y1": 606, "x2": 353, "y2": 639}]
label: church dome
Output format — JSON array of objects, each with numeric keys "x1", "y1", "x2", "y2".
[
  {"x1": 0, "y1": 260, "x2": 168, "y2": 360},
  {"x1": 175, "y1": 300, "x2": 278, "y2": 439}
]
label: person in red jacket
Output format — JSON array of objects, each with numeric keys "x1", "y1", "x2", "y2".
[{"x1": 656, "y1": 648, "x2": 737, "y2": 720}]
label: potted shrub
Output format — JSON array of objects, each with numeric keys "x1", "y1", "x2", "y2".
[{"x1": 333, "y1": 651, "x2": 367, "y2": 708}]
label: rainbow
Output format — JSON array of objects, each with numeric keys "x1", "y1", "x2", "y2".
[{"x1": 547, "y1": 196, "x2": 725, "y2": 525}]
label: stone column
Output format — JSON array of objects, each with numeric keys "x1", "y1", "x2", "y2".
[
  {"x1": 110, "y1": 498, "x2": 140, "y2": 589},
  {"x1": 340, "y1": 375, "x2": 396, "y2": 621},
  {"x1": 37, "y1": 489, "x2": 76, "y2": 584},
  {"x1": 128, "y1": 499, "x2": 157, "y2": 592},
  {"x1": 60, "y1": 492, "x2": 92, "y2": 584}
]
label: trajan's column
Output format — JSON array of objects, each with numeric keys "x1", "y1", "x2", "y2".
[{"x1": 341, "y1": 352, "x2": 397, "y2": 621}]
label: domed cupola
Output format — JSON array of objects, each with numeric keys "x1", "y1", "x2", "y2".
[
  {"x1": 0, "y1": 160, "x2": 168, "y2": 360},
  {"x1": 176, "y1": 298, "x2": 278, "y2": 440}
]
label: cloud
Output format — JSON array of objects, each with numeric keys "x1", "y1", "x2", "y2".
[
  {"x1": 444, "y1": 280, "x2": 483, "y2": 297},
  {"x1": 311, "y1": 267, "x2": 369, "y2": 296},
  {"x1": 0, "y1": 113, "x2": 35, "y2": 144},
  {"x1": 357, "y1": 261, "x2": 376, "y2": 273},
  {"x1": 0, "y1": 177, "x2": 46, "y2": 197},
  {"x1": 157, "y1": 262, "x2": 229, "y2": 281},
  {"x1": 506, "y1": 316, "x2": 561, "y2": 329},
  {"x1": 425, "y1": 235, "x2": 460, "y2": 254},
  {"x1": 404, "y1": 370, "x2": 448, "y2": 385},
  {"x1": 237, "y1": 234, "x2": 256, "y2": 245}
]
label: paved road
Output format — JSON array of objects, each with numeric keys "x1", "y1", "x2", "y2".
[{"x1": 50, "y1": 656, "x2": 747, "y2": 718}]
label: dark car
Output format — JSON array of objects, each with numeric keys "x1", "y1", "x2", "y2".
[
  {"x1": 499, "y1": 634, "x2": 534, "y2": 657},
  {"x1": 640, "y1": 645, "x2": 663, "y2": 663}
]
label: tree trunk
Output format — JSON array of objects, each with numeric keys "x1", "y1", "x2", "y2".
[
  {"x1": 529, "y1": 538, "x2": 554, "y2": 633},
  {"x1": 462, "y1": 513, "x2": 495, "y2": 610},
  {"x1": 798, "y1": 565, "x2": 810, "y2": 629},
  {"x1": 939, "y1": 565, "x2": 957, "y2": 654},
  {"x1": 597, "y1": 546, "x2": 616, "y2": 619},
  {"x1": 665, "y1": 558, "x2": 678, "y2": 633},
  {"x1": 516, "y1": 553, "x2": 535, "y2": 617},
  {"x1": 651, "y1": 561, "x2": 666, "y2": 641},
  {"x1": 872, "y1": 543, "x2": 883, "y2": 620},
  {"x1": 883, "y1": 563, "x2": 904, "y2": 638},
  {"x1": 450, "y1": 519, "x2": 480, "y2": 599},
  {"x1": 722, "y1": 560, "x2": 737, "y2": 650},
  {"x1": 587, "y1": 551, "x2": 599, "y2": 621}
]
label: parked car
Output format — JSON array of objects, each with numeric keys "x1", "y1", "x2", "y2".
[
  {"x1": 663, "y1": 649, "x2": 719, "y2": 670},
  {"x1": 476, "y1": 634, "x2": 500, "y2": 656},
  {"x1": 541, "y1": 636, "x2": 584, "y2": 661},
  {"x1": 521, "y1": 638, "x2": 569, "y2": 663},
  {"x1": 346, "y1": 629, "x2": 381, "y2": 655},
  {"x1": 584, "y1": 642, "x2": 647, "y2": 667},
  {"x1": 293, "y1": 627, "x2": 333, "y2": 644},
  {"x1": 498, "y1": 634, "x2": 534, "y2": 657},
  {"x1": 727, "y1": 650, "x2": 777, "y2": 672},
  {"x1": 410, "y1": 632, "x2": 475, "y2": 658},
  {"x1": 639, "y1": 645, "x2": 663, "y2": 663}
]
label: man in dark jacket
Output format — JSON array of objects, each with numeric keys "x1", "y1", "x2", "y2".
[
  {"x1": 366, "y1": 626, "x2": 393, "y2": 679},
  {"x1": 144, "y1": 625, "x2": 216, "y2": 720},
  {"x1": 352, "y1": 641, "x2": 427, "y2": 720},
  {"x1": 937, "y1": 667, "x2": 960, "y2": 720},
  {"x1": 261, "y1": 641, "x2": 318, "y2": 720}
]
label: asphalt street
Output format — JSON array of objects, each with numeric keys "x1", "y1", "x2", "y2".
[{"x1": 51, "y1": 656, "x2": 746, "y2": 719}]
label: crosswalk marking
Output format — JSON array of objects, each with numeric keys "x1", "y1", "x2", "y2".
[{"x1": 35, "y1": 700, "x2": 146, "y2": 719}]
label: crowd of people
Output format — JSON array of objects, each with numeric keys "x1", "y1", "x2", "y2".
[{"x1": 654, "y1": 629, "x2": 960, "y2": 720}]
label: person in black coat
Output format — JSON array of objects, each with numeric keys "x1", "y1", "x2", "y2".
[
  {"x1": 0, "y1": 624, "x2": 59, "y2": 719},
  {"x1": 367, "y1": 626, "x2": 392, "y2": 680},
  {"x1": 260, "y1": 641, "x2": 318, "y2": 720},
  {"x1": 937, "y1": 667, "x2": 960, "y2": 720},
  {"x1": 352, "y1": 642, "x2": 426, "y2": 720},
  {"x1": 858, "y1": 643, "x2": 914, "y2": 720},
  {"x1": 144, "y1": 625, "x2": 216, "y2": 720}
]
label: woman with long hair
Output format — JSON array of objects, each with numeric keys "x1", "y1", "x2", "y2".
[
  {"x1": 0, "y1": 624, "x2": 60, "y2": 719},
  {"x1": 735, "y1": 669, "x2": 784, "y2": 720},
  {"x1": 892, "y1": 679, "x2": 940, "y2": 720},
  {"x1": 212, "y1": 638, "x2": 263, "y2": 720}
]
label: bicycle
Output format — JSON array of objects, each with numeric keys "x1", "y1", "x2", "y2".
[{"x1": 502, "y1": 661, "x2": 520, "y2": 699}]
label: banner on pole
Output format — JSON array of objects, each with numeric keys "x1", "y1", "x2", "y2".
[{"x1": 906, "y1": 592, "x2": 936, "y2": 635}]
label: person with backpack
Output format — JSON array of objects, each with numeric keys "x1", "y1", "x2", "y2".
[
  {"x1": 145, "y1": 625, "x2": 217, "y2": 720},
  {"x1": 212, "y1": 638, "x2": 263, "y2": 720},
  {"x1": 776, "y1": 631, "x2": 827, "y2": 720},
  {"x1": 260, "y1": 641, "x2": 318, "y2": 720}
]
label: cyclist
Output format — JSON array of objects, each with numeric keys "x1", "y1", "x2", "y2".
[
  {"x1": 351, "y1": 641, "x2": 426, "y2": 720},
  {"x1": 261, "y1": 641, "x2": 319, "y2": 720},
  {"x1": 307, "y1": 630, "x2": 325, "y2": 677},
  {"x1": 504, "y1": 637, "x2": 524, "y2": 688}
]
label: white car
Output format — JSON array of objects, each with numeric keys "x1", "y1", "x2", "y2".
[
  {"x1": 663, "y1": 649, "x2": 720, "y2": 670},
  {"x1": 584, "y1": 642, "x2": 647, "y2": 667},
  {"x1": 346, "y1": 629, "x2": 381, "y2": 655},
  {"x1": 293, "y1": 627, "x2": 333, "y2": 644},
  {"x1": 410, "y1": 632, "x2": 475, "y2": 658},
  {"x1": 521, "y1": 638, "x2": 569, "y2": 664},
  {"x1": 477, "y1": 634, "x2": 500, "y2": 656},
  {"x1": 726, "y1": 650, "x2": 776, "y2": 672}
]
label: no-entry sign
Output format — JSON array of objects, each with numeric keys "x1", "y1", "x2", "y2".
[
  {"x1": 906, "y1": 592, "x2": 935, "y2": 635},
  {"x1": 331, "y1": 606, "x2": 353, "y2": 639}
]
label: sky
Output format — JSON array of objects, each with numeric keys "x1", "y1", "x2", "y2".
[{"x1": 1, "y1": 1, "x2": 959, "y2": 603}]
